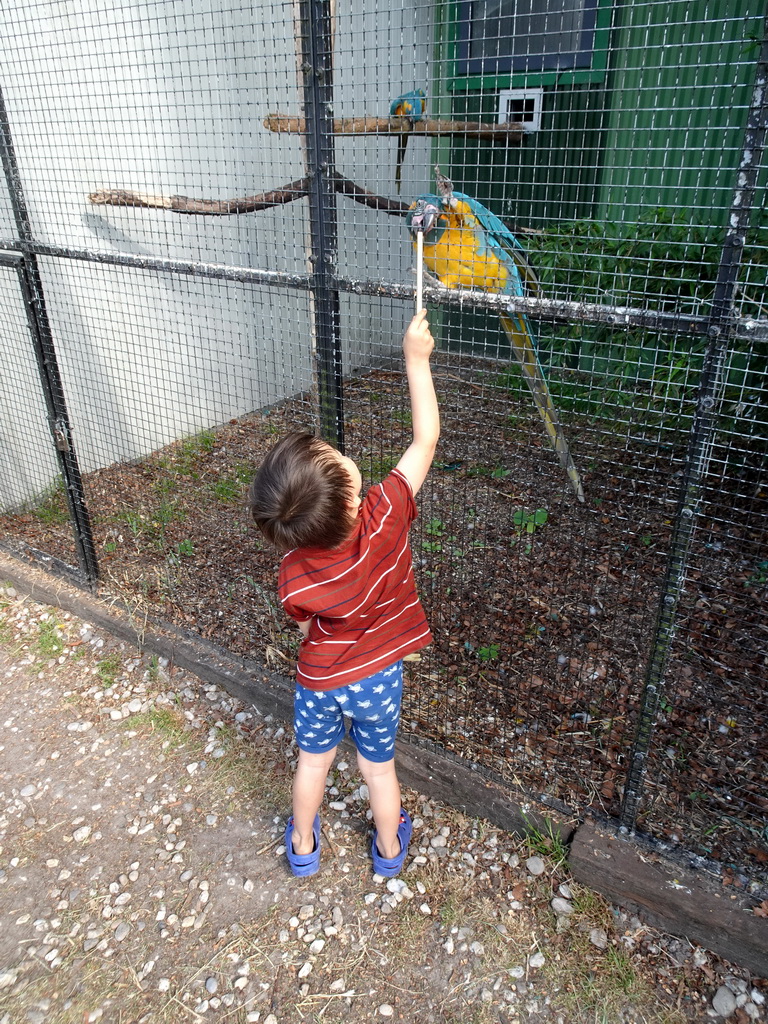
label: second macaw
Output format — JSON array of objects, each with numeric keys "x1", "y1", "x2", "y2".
[
  {"x1": 406, "y1": 170, "x2": 584, "y2": 502},
  {"x1": 389, "y1": 89, "x2": 426, "y2": 194}
]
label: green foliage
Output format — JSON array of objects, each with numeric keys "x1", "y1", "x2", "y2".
[
  {"x1": 167, "y1": 538, "x2": 194, "y2": 566},
  {"x1": 33, "y1": 478, "x2": 69, "y2": 526},
  {"x1": 364, "y1": 452, "x2": 398, "y2": 482},
  {"x1": 425, "y1": 517, "x2": 446, "y2": 537},
  {"x1": 97, "y1": 653, "x2": 122, "y2": 687},
  {"x1": 517, "y1": 209, "x2": 768, "y2": 444},
  {"x1": 523, "y1": 814, "x2": 569, "y2": 869},
  {"x1": 174, "y1": 429, "x2": 217, "y2": 474},
  {"x1": 35, "y1": 617, "x2": 65, "y2": 660},
  {"x1": 477, "y1": 642, "x2": 500, "y2": 662},
  {"x1": 512, "y1": 507, "x2": 548, "y2": 535},
  {"x1": 746, "y1": 560, "x2": 768, "y2": 587},
  {"x1": 212, "y1": 476, "x2": 243, "y2": 502}
]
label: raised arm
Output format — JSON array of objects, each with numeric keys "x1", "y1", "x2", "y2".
[{"x1": 395, "y1": 309, "x2": 440, "y2": 497}]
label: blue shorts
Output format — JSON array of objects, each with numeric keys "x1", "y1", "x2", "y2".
[{"x1": 293, "y1": 661, "x2": 403, "y2": 763}]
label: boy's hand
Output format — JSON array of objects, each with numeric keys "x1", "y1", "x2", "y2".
[{"x1": 403, "y1": 309, "x2": 434, "y2": 363}]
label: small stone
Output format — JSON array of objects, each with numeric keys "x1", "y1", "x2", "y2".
[
  {"x1": 205, "y1": 977, "x2": 218, "y2": 995},
  {"x1": 298, "y1": 962, "x2": 312, "y2": 979},
  {"x1": 298, "y1": 904, "x2": 315, "y2": 920},
  {"x1": 73, "y1": 826, "x2": 92, "y2": 843},
  {"x1": 589, "y1": 927, "x2": 608, "y2": 950},
  {"x1": 378, "y1": 1006, "x2": 394, "y2": 1017},
  {"x1": 158, "y1": 979, "x2": 171, "y2": 992},
  {"x1": 470, "y1": 941, "x2": 485, "y2": 955},
  {"x1": 20, "y1": 785, "x2": 37, "y2": 797},
  {"x1": 264, "y1": 1016, "x2": 278, "y2": 1024},
  {"x1": 419, "y1": 903, "x2": 431, "y2": 915},
  {"x1": 243, "y1": 879, "x2": 254, "y2": 893},
  {"x1": 751, "y1": 990, "x2": 765, "y2": 1006},
  {"x1": 309, "y1": 939, "x2": 325, "y2": 954},
  {"x1": 429, "y1": 835, "x2": 447, "y2": 849},
  {"x1": 329, "y1": 979, "x2": 346, "y2": 992},
  {"x1": 550, "y1": 897, "x2": 573, "y2": 916},
  {"x1": 713, "y1": 986, "x2": 737, "y2": 1018},
  {"x1": 529, "y1": 952, "x2": 546, "y2": 969},
  {"x1": 113, "y1": 922, "x2": 130, "y2": 941},
  {"x1": 0, "y1": 971, "x2": 18, "y2": 989},
  {"x1": 509, "y1": 966, "x2": 525, "y2": 979},
  {"x1": 525, "y1": 856, "x2": 545, "y2": 876},
  {"x1": 558, "y1": 882, "x2": 573, "y2": 899},
  {"x1": 234, "y1": 977, "x2": 248, "y2": 991}
]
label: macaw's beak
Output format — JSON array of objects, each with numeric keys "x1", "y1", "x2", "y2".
[{"x1": 407, "y1": 201, "x2": 442, "y2": 237}]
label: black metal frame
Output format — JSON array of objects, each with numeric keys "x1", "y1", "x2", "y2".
[
  {"x1": 0, "y1": 88, "x2": 99, "y2": 587},
  {"x1": 619, "y1": 26, "x2": 768, "y2": 832}
]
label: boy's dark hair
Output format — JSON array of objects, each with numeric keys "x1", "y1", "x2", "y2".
[{"x1": 249, "y1": 432, "x2": 357, "y2": 551}]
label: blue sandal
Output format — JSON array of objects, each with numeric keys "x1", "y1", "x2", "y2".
[
  {"x1": 371, "y1": 809, "x2": 413, "y2": 877},
  {"x1": 285, "y1": 814, "x2": 321, "y2": 877}
]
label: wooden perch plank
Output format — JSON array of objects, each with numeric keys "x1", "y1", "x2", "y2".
[{"x1": 264, "y1": 113, "x2": 524, "y2": 140}]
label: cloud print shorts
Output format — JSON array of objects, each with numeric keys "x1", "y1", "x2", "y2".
[{"x1": 293, "y1": 661, "x2": 403, "y2": 763}]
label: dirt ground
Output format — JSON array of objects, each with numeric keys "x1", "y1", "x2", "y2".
[
  {"x1": 3, "y1": 356, "x2": 766, "y2": 881},
  {"x1": 0, "y1": 582, "x2": 766, "y2": 1024}
]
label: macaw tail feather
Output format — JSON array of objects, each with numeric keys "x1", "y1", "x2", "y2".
[
  {"x1": 500, "y1": 313, "x2": 585, "y2": 503},
  {"x1": 395, "y1": 133, "x2": 409, "y2": 194}
]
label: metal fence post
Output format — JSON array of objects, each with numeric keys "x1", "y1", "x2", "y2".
[
  {"x1": 297, "y1": 0, "x2": 345, "y2": 451},
  {"x1": 0, "y1": 85, "x2": 100, "y2": 587},
  {"x1": 618, "y1": 23, "x2": 768, "y2": 832}
]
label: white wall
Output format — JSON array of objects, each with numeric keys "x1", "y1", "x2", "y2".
[
  {"x1": 0, "y1": 0, "x2": 434, "y2": 505},
  {"x1": 0, "y1": 269, "x2": 62, "y2": 509}
]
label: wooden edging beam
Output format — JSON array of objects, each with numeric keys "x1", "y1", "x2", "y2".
[
  {"x1": 569, "y1": 821, "x2": 768, "y2": 979},
  {"x1": 0, "y1": 549, "x2": 765, "y2": 978}
]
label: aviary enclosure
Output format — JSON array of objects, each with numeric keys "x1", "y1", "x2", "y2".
[{"x1": 0, "y1": 1, "x2": 766, "y2": 894}]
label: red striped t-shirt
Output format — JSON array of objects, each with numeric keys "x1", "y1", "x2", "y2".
[{"x1": 278, "y1": 468, "x2": 432, "y2": 690}]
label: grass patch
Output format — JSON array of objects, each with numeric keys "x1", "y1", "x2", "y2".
[
  {"x1": 131, "y1": 705, "x2": 189, "y2": 746},
  {"x1": 364, "y1": 451, "x2": 398, "y2": 483},
  {"x1": 523, "y1": 815, "x2": 569, "y2": 870},
  {"x1": 174, "y1": 428, "x2": 217, "y2": 474},
  {"x1": 32, "y1": 478, "x2": 69, "y2": 526},
  {"x1": 211, "y1": 475, "x2": 244, "y2": 502},
  {"x1": 34, "y1": 617, "x2": 65, "y2": 660},
  {"x1": 96, "y1": 653, "x2": 123, "y2": 687},
  {"x1": 546, "y1": 933, "x2": 685, "y2": 1024}
]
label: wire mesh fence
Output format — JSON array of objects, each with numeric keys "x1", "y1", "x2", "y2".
[{"x1": 0, "y1": 0, "x2": 766, "y2": 889}]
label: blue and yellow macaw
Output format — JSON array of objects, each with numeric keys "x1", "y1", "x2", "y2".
[
  {"x1": 389, "y1": 89, "x2": 426, "y2": 194},
  {"x1": 406, "y1": 169, "x2": 584, "y2": 502}
]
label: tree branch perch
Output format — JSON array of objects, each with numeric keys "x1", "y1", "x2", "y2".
[{"x1": 89, "y1": 173, "x2": 411, "y2": 216}]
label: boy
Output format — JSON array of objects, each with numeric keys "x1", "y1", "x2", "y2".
[{"x1": 249, "y1": 309, "x2": 439, "y2": 877}]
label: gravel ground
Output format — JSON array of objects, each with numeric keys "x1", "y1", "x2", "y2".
[{"x1": 0, "y1": 583, "x2": 765, "y2": 1024}]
